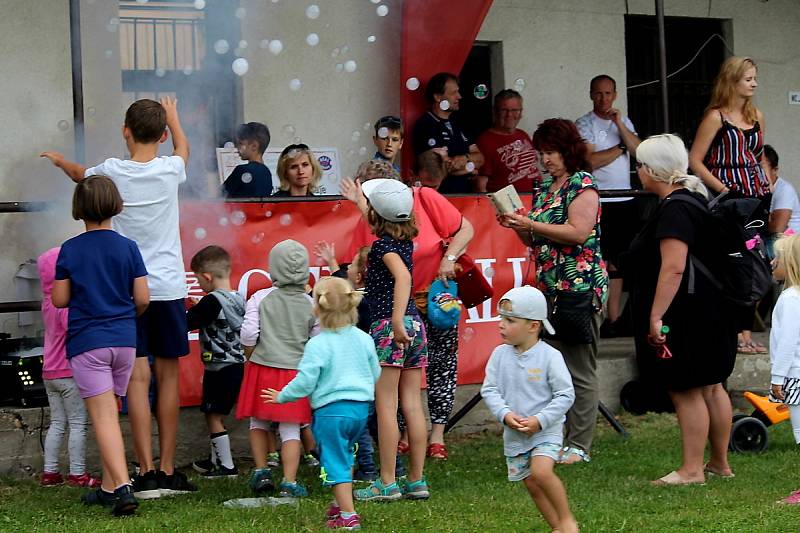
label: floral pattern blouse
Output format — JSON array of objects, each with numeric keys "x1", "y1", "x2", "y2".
[{"x1": 528, "y1": 171, "x2": 608, "y2": 304}]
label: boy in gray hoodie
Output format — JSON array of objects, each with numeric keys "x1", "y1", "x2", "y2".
[{"x1": 481, "y1": 286, "x2": 579, "y2": 533}]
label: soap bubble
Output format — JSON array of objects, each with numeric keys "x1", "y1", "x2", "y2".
[
  {"x1": 281, "y1": 124, "x2": 296, "y2": 138},
  {"x1": 344, "y1": 60, "x2": 357, "y2": 73},
  {"x1": 376, "y1": 5, "x2": 389, "y2": 16},
  {"x1": 57, "y1": 120, "x2": 70, "y2": 131},
  {"x1": 235, "y1": 7, "x2": 246, "y2": 18},
  {"x1": 363, "y1": 122, "x2": 372, "y2": 130},
  {"x1": 265, "y1": 210, "x2": 273, "y2": 218},
  {"x1": 238, "y1": 40, "x2": 247, "y2": 49},
  {"x1": 347, "y1": 149, "x2": 356, "y2": 157},
  {"x1": 232, "y1": 58, "x2": 249, "y2": 76},
  {"x1": 106, "y1": 18, "x2": 120, "y2": 32},
  {"x1": 342, "y1": 45, "x2": 350, "y2": 54},
  {"x1": 268, "y1": 40, "x2": 283, "y2": 55},
  {"x1": 241, "y1": 172, "x2": 253, "y2": 183},
  {"x1": 251, "y1": 232, "x2": 265, "y2": 244},
  {"x1": 289, "y1": 78, "x2": 302, "y2": 91},
  {"x1": 306, "y1": 4, "x2": 320, "y2": 19},
  {"x1": 224, "y1": 141, "x2": 235, "y2": 148},
  {"x1": 194, "y1": 227, "x2": 207, "y2": 239},
  {"x1": 371, "y1": 0, "x2": 380, "y2": 3},
  {"x1": 335, "y1": 63, "x2": 344, "y2": 72},
  {"x1": 439, "y1": 100, "x2": 451, "y2": 111},
  {"x1": 182, "y1": 65, "x2": 193, "y2": 75},
  {"x1": 293, "y1": 136, "x2": 303, "y2": 143},
  {"x1": 306, "y1": 33, "x2": 319, "y2": 46},
  {"x1": 259, "y1": 39, "x2": 270, "y2": 49},
  {"x1": 351, "y1": 131, "x2": 361, "y2": 142},
  {"x1": 462, "y1": 327, "x2": 475, "y2": 341},
  {"x1": 427, "y1": 138, "x2": 436, "y2": 147},
  {"x1": 358, "y1": 146, "x2": 368, "y2": 156},
  {"x1": 87, "y1": 106, "x2": 96, "y2": 116},
  {"x1": 513, "y1": 77, "x2": 526, "y2": 91},
  {"x1": 484, "y1": 267, "x2": 495, "y2": 278},
  {"x1": 218, "y1": 216, "x2": 229, "y2": 226},
  {"x1": 279, "y1": 214, "x2": 292, "y2": 226},
  {"x1": 465, "y1": 161, "x2": 476, "y2": 173},
  {"x1": 367, "y1": 35, "x2": 376, "y2": 43},
  {"x1": 230, "y1": 210, "x2": 247, "y2": 226},
  {"x1": 473, "y1": 83, "x2": 489, "y2": 99},
  {"x1": 193, "y1": 0, "x2": 205, "y2": 9},
  {"x1": 214, "y1": 39, "x2": 230, "y2": 54},
  {"x1": 405, "y1": 77, "x2": 420, "y2": 90},
  {"x1": 377, "y1": 127, "x2": 389, "y2": 139},
  {"x1": 155, "y1": 67, "x2": 166, "y2": 77}
]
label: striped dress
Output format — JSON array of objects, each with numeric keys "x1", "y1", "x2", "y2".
[{"x1": 703, "y1": 111, "x2": 769, "y2": 198}]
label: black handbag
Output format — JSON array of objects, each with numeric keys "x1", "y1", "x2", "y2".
[{"x1": 550, "y1": 290, "x2": 595, "y2": 344}]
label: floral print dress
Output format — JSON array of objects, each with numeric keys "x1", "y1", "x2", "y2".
[{"x1": 528, "y1": 171, "x2": 608, "y2": 306}]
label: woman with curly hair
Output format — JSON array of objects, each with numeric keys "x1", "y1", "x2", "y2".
[{"x1": 498, "y1": 118, "x2": 608, "y2": 464}]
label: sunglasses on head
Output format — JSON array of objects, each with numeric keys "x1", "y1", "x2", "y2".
[
  {"x1": 376, "y1": 115, "x2": 402, "y2": 128},
  {"x1": 281, "y1": 143, "x2": 310, "y2": 158}
]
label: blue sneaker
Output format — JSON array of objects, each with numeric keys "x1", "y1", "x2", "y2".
[
  {"x1": 353, "y1": 478, "x2": 402, "y2": 502},
  {"x1": 278, "y1": 480, "x2": 308, "y2": 498},
  {"x1": 401, "y1": 477, "x2": 430, "y2": 500},
  {"x1": 248, "y1": 468, "x2": 274, "y2": 494}
]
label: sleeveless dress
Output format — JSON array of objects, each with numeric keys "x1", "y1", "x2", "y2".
[{"x1": 703, "y1": 111, "x2": 769, "y2": 198}]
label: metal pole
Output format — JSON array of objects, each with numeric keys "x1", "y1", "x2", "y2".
[
  {"x1": 69, "y1": 0, "x2": 86, "y2": 163},
  {"x1": 655, "y1": 0, "x2": 669, "y2": 132}
]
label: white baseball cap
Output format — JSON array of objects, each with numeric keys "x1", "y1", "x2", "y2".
[
  {"x1": 497, "y1": 285, "x2": 555, "y2": 335},
  {"x1": 361, "y1": 178, "x2": 414, "y2": 222}
]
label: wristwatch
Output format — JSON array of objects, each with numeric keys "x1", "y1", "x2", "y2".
[
  {"x1": 446, "y1": 254, "x2": 457, "y2": 262},
  {"x1": 618, "y1": 143, "x2": 627, "y2": 153}
]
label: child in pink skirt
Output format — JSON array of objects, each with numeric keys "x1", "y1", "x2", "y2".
[{"x1": 238, "y1": 239, "x2": 317, "y2": 497}]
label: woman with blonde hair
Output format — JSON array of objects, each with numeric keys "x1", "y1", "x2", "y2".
[
  {"x1": 689, "y1": 55, "x2": 770, "y2": 354},
  {"x1": 626, "y1": 134, "x2": 736, "y2": 485},
  {"x1": 271, "y1": 143, "x2": 321, "y2": 196}
]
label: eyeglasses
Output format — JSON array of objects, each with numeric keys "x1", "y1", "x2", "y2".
[{"x1": 497, "y1": 108, "x2": 523, "y2": 114}]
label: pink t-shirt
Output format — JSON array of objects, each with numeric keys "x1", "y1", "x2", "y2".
[
  {"x1": 347, "y1": 187, "x2": 463, "y2": 291},
  {"x1": 37, "y1": 248, "x2": 71, "y2": 380}
]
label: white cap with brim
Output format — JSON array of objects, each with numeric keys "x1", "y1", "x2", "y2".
[
  {"x1": 361, "y1": 178, "x2": 414, "y2": 222},
  {"x1": 497, "y1": 285, "x2": 555, "y2": 335}
]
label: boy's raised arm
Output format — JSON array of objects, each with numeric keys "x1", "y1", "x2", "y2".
[
  {"x1": 160, "y1": 96, "x2": 189, "y2": 164},
  {"x1": 40, "y1": 151, "x2": 87, "y2": 183}
]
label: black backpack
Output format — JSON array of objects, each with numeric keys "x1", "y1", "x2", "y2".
[{"x1": 666, "y1": 192, "x2": 772, "y2": 307}]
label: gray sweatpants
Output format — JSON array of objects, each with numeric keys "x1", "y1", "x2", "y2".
[{"x1": 43, "y1": 378, "x2": 88, "y2": 475}]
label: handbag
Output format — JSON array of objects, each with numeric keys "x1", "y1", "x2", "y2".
[
  {"x1": 549, "y1": 290, "x2": 595, "y2": 344},
  {"x1": 453, "y1": 253, "x2": 493, "y2": 309}
]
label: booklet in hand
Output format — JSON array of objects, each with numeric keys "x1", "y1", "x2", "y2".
[{"x1": 487, "y1": 184, "x2": 523, "y2": 216}]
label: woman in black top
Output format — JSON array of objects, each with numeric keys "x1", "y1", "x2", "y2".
[
  {"x1": 625, "y1": 134, "x2": 736, "y2": 486},
  {"x1": 271, "y1": 144, "x2": 320, "y2": 197}
]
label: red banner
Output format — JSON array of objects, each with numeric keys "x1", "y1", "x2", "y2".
[{"x1": 178, "y1": 195, "x2": 531, "y2": 406}]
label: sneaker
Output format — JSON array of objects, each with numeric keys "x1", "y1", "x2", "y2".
[
  {"x1": 40, "y1": 471, "x2": 64, "y2": 487},
  {"x1": 326, "y1": 513, "x2": 361, "y2": 530},
  {"x1": 192, "y1": 457, "x2": 216, "y2": 474},
  {"x1": 278, "y1": 480, "x2": 308, "y2": 498},
  {"x1": 266, "y1": 452, "x2": 280, "y2": 468},
  {"x1": 131, "y1": 470, "x2": 160, "y2": 500},
  {"x1": 202, "y1": 464, "x2": 239, "y2": 479},
  {"x1": 304, "y1": 453, "x2": 320, "y2": 468},
  {"x1": 782, "y1": 489, "x2": 800, "y2": 505},
  {"x1": 353, "y1": 469, "x2": 378, "y2": 482},
  {"x1": 325, "y1": 502, "x2": 341, "y2": 520},
  {"x1": 67, "y1": 473, "x2": 102, "y2": 488},
  {"x1": 353, "y1": 479, "x2": 402, "y2": 502},
  {"x1": 111, "y1": 484, "x2": 139, "y2": 517},
  {"x1": 249, "y1": 467, "x2": 274, "y2": 494},
  {"x1": 81, "y1": 488, "x2": 116, "y2": 507},
  {"x1": 401, "y1": 477, "x2": 430, "y2": 500},
  {"x1": 156, "y1": 469, "x2": 197, "y2": 496}
]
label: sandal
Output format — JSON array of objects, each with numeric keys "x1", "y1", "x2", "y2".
[
  {"x1": 557, "y1": 446, "x2": 590, "y2": 465},
  {"x1": 704, "y1": 463, "x2": 735, "y2": 479},
  {"x1": 651, "y1": 470, "x2": 705, "y2": 486},
  {"x1": 737, "y1": 341, "x2": 757, "y2": 354},
  {"x1": 747, "y1": 341, "x2": 768, "y2": 354},
  {"x1": 396, "y1": 441, "x2": 410, "y2": 455},
  {"x1": 426, "y1": 443, "x2": 448, "y2": 460}
]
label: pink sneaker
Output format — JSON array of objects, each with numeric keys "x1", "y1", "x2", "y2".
[
  {"x1": 40, "y1": 471, "x2": 64, "y2": 487},
  {"x1": 782, "y1": 489, "x2": 800, "y2": 505},
  {"x1": 326, "y1": 513, "x2": 361, "y2": 530},
  {"x1": 325, "y1": 503, "x2": 341, "y2": 520},
  {"x1": 67, "y1": 473, "x2": 102, "y2": 488}
]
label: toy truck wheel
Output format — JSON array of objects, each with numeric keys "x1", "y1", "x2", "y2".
[
  {"x1": 729, "y1": 416, "x2": 769, "y2": 453},
  {"x1": 732, "y1": 413, "x2": 748, "y2": 424}
]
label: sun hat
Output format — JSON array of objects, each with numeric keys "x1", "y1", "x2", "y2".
[
  {"x1": 427, "y1": 279, "x2": 461, "y2": 329},
  {"x1": 497, "y1": 285, "x2": 555, "y2": 335},
  {"x1": 361, "y1": 178, "x2": 413, "y2": 222}
]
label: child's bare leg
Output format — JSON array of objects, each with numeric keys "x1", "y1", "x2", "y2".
[
  {"x1": 375, "y1": 367, "x2": 401, "y2": 485},
  {"x1": 301, "y1": 426, "x2": 316, "y2": 454},
  {"x1": 280, "y1": 439, "x2": 301, "y2": 483},
  {"x1": 266, "y1": 429, "x2": 277, "y2": 454},
  {"x1": 399, "y1": 368, "x2": 426, "y2": 481},
  {"x1": 154, "y1": 357, "x2": 179, "y2": 474},
  {"x1": 529, "y1": 456, "x2": 578, "y2": 533},
  {"x1": 127, "y1": 357, "x2": 155, "y2": 472},
  {"x1": 249, "y1": 428, "x2": 268, "y2": 469},
  {"x1": 205, "y1": 412, "x2": 225, "y2": 434},
  {"x1": 332, "y1": 482, "x2": 355, "y2": 513},
  {"x1": 85, "y1": 390, "x2": 130, "y2": 489},
  {"x1": 522, "y1": 474, "x2": 560, "y2": 530}
]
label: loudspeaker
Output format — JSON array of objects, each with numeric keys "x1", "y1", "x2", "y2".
[{"x1": 0, "y1": 337, "x2": 47, "y2": 407}]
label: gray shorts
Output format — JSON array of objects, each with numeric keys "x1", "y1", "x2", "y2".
[{"x1": 505, "y1": 442, "x2": 562, "y2": 482}]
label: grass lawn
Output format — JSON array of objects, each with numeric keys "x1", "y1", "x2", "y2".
[{"x1": 0, "y1": 412, "x2": 798, "y2": 532}]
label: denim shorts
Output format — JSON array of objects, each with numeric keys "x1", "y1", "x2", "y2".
[
  {"x1": 505, "y1": 443, "x2": 562, "y2": 482},
  {"x1": 369, "y1": 315, "x2": 428, "y2": 369}
]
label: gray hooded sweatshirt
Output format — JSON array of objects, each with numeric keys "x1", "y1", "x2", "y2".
[{"x1": 250, "y1": 240, "x2": 315, "y2": 370}]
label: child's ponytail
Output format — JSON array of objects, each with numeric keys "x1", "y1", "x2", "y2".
[{"x1": 313, "y1": 277, "x2": 363, "y2": 329}]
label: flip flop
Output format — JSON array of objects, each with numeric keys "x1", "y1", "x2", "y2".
[
  {"x1": 704, "y1": 463, "x2": 735, "y2": 479},
  {"x1": 651, "y1": 471, "x2": 705, "y2": 486},
  {"x1": 737, "y1": 341, "x2": 757, "y2": 354},
  {"x1": 396, "y1": 441, "x2": 410, "y2": 455}
]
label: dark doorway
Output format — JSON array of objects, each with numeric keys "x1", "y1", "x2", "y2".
[
  {"x1": 457, "y1": 43, "x2": 496, "y2": 143},
  {"x1": 625, "y1": 15, "x2": 728, "y2": 146}
]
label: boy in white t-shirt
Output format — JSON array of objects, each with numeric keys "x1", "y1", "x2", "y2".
[
  {"x1": 42, "y1": 96, "x2": 195, "y2": 497},
  {"x1": 763, "y1": 145, "x2": 800, "y2": 249}
]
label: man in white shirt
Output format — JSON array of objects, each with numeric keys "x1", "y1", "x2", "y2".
[{"x1": 576, "y1": 75, "x2": 641, "y2": 336}]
